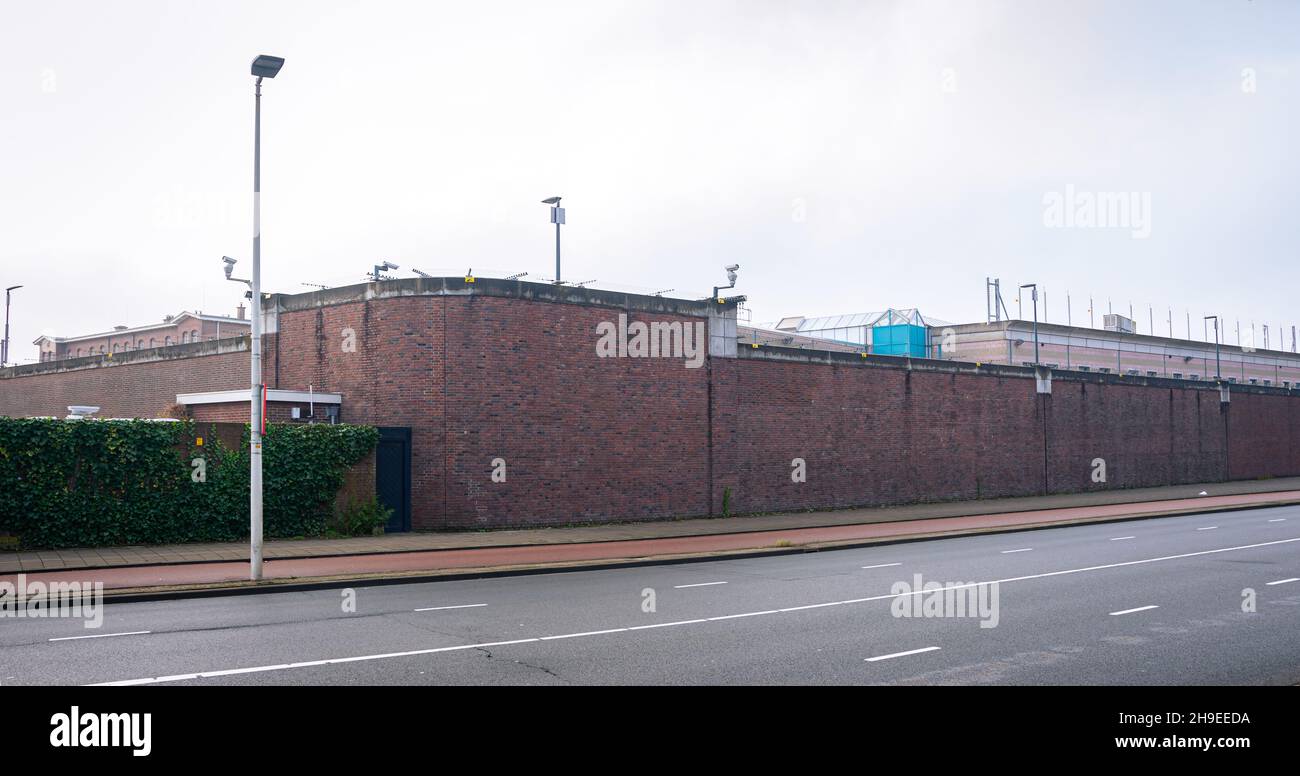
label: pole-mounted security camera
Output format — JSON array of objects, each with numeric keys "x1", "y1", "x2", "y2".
[
  {"x1": 714, "y1": 264, "x2": 740, "y2": 303},
  {"x1": 372, "y1": 261, "x2": 400, "y2": 281},
  {"x1": 222, "y1": 256, "x2": 250, "y2": 287}
]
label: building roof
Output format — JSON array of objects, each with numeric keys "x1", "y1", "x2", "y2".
[
  {"x1": 766, "y1": 308, "x2": 952, "y2": 333},
  {"x1": 34, "y1": 311, "x2": 248, "y2": 346}
]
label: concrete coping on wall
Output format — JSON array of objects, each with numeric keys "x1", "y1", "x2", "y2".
[
  {"x1": 0, "y1": 335, "x2": 251, "y2": 380},
  {"x1": 738, "y1": 344, "x2": 1300, "y2": 397},
  {"x1": 177, "y1": 389, "x2": 343, "y2": 406},
  {"x1": 268, "y1": 276, "x2": 744, "y2": 319}
]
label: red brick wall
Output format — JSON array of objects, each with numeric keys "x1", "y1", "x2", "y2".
[
  {"x1": 1044, "y1": 380, "x2": 1227, "y2": 492},
  {"x1": 189, "y1": 401, "x2": 319, "y2": 424},
  {"x1": 269, "y1": 293, "x2": 709, "y2": 530},
  {"x1": 0, "y1": 347, "x2": 248, "y2": 419},
  {"x1": 1226, "y1": 391, "x2": 1300, "y2": 480},
  {"x1": 711, "y1": 357, "x2": 1045, "y2": 515},
  {"x1": 8, "y1": 286, "x2": 1300, "y2": 532}
]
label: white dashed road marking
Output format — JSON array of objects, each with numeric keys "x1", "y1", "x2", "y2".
[
  {"x1": 1109, "y1": 605, "x2": 1159, "y2": 616},
  {"x1": 866, "y1": 646, "x2": 941, "y2": 662},
  {"x1": 49, "y1": 631, "x2": 151, "y2": 643}
]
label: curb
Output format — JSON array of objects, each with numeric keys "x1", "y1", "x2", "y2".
[{"x1": 85, "y1": 496, "x2": 1300, "y2": 605}]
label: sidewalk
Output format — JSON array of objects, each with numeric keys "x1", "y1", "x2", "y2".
[{"x1": 4, "y1": 477, "x2": 1300, "y2": 598}]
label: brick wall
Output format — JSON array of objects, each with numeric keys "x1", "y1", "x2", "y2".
[
  {"x1": 1044, "y1": 380, "x2": 1226, "y2": 492},
  {"x1": 267, "y1": 289, "x2": 711, "y2": 530},
  {"x1": 711, "y1": 355, "x2": 1044, "y2": 515},
  {"x1": 0, "y1": 340, "x2": 249, "y2": 419},
  {"x1": 7, "y1": 280, "x2": 1300, "y2": 532}
]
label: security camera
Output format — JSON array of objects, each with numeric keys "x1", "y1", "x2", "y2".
[
  {"x1": 382, "y1": 261, "x2": 399, "y2": 271},
  {"x1": 725, "y1": 264, "x2": 739, "y2": 284},
  {"x1": 222, "y1": 255, "x2": 237, "y2": 279}
]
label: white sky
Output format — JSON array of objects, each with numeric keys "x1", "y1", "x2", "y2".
[{"x1": 2, "y1": 0, "x2": 1297, "y2": 360}]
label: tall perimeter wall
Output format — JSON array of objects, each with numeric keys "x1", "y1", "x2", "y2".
[{"x1": 3, "y1": 278, "x2": 1298, "y2": 530}]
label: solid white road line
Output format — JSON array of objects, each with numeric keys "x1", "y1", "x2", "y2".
[
  {"x1": 1265, "y1": 578, "x2": 1300, "y2": 586},
  {"x1": 1268, "y1": 518, "x2": 1287, "y2": 523},
  {"x1": 861, "y1": 563, "x2": 902, "y2": 569},
  {"x1": 1109, "y1": 605, "x2": 1159, "y2": 616},
  {"x1": 1000, "y1": 548, "x2": 1033, "y2": 554},
  {"x1": 1197, "y1": 526, "x2": 1218, "y2": 531},
  {"x1": 1110, "y1": 536, "x2": 1136, "y2": 541},
  {"x1": 673, "y1": 581, "x2": 727, "y2": 589},
  {"x1": 865, "y1": 646, "x2": 941, "y2": 662},
  {"x1": 413, "y1": 604, "x2": 487, "y2": 612},
  {"x1": 49, "y1": 631, "x2": 151, "y2": 643},
  {"x1": 88, "y1": 535, "x2": 1300, "y2": 686}
]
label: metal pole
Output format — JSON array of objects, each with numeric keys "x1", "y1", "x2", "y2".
[
  {"x1": 1214, "y1": 318, "x2": 1221, "y2": 379},
  {"x1": 1032, "y1": 290, "x2": 1039, "y2": 364},
  {"x1": 1066, "y1": 293, "x2": 1072, "y2": 369},
  {"x1": 250, "y1": 76, "x2": 265, "y2": 582},
  {"x1": 2, "y1": 289, "x2": 11, "y2": 366},
  {"x1": 1021, "y1": 284, "x2": 1038, "y2": 365},
  {"x1": 555, "y1": 218, "x2": 561, "y2": 285}
]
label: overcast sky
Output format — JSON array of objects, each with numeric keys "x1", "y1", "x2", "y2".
[{"x1": 2, "y1": 0, "x2": 1296, "y2": 361}]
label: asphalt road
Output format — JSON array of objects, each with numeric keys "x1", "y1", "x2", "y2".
[{"x1": 3, "y1": 505, "x2": 1299, "y2": 685}]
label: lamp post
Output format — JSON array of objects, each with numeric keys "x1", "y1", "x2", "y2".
[
  {"x1": 246, "y1": 54, "x2": 284, "y2": 582},
  {"x1": 1020, "y1": 283, "x2": 1039, "y2": 366},
  {"x1": 542, "y1": 197, "x2": 563, "y2": 283},
  {"x1": 2, "y1": 285, "x2": 21, "y2": 367},
  {"x1": 1205, "y1": 315, "x2": 1221, "y2": 380}
]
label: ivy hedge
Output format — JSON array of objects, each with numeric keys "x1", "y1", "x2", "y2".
[{"x1": 0, "y1": 418, "x2": 379, "y2": 549}]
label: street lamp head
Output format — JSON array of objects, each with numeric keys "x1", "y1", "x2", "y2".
[
  {"x1": 251, "y1": 55, "x2": 286, "y2": 79},
  {"x1": 5, "y1": 285, "x2": 22, "y2": 292},
  {"x1": 541, "y1": 196, "x2": 562, "y2": 205}
]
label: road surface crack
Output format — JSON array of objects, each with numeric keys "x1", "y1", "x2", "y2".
[{"x1": 474, "y1": 646, "x2": 565, "y2": 684}]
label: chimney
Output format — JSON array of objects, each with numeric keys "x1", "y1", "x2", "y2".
[{"x1": 236, "y1": 303, "x2": 246, "y2": 320}]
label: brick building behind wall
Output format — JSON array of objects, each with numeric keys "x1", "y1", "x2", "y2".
[{"x1": 4, "y1": 277, "x2": 1300, "y2": 531}]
